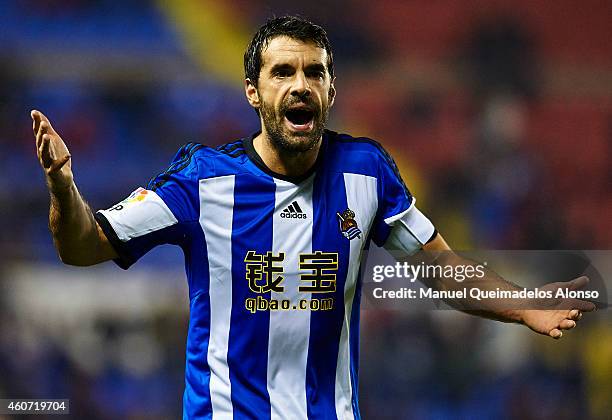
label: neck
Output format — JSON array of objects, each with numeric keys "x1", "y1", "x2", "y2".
[{"x1": 252, "y1": 131, "x2": 322, "y2": 178}]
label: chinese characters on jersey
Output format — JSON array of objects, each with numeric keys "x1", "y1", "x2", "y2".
[{"x1": 243, "y1": 250, "x2": 337, "y2": 313}]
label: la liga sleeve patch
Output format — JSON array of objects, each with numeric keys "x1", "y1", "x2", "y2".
[{"x1": 97, "y1": 187, "x2": 178, "y2": 242}]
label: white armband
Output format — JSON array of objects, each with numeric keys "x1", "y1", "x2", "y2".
[
  {"x1": 98, "y1": 187, "x2": 178, "y2": 242},
  {"x1": 384, "y1": 205, "x2": 436, "y2": 255}
]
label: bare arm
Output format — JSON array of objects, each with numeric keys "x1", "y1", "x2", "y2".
[
  {"x1": 421, "y1": 233, "x2": 595, "y2": 339},
  {"x1": 421, "y1": 234, "x2": 523, "y2": 322},
  {"x1": 32, "y1": 110, "x2": 118, "y2": 266}
]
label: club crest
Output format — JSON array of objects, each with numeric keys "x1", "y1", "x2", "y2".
[{"x1": 337, "y1": 208, "x2": 361, "y2": 240}]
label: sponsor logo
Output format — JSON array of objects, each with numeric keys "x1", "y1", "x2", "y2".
[
  {"x1": 281, "y1": 201, "x2": 307, "y2": 219},
  {"x1": 124, "y1": 188, "x2": 149, "y2": 204},
  {"x1": 109, "y1": 187, "x2": 149, "y2": 211},
  {"x1": 243, "y1": 250, "x2": 337, "y2": 313},
  {"x1": 337, "y1": 208, "x2": 361, "y2": 240}
]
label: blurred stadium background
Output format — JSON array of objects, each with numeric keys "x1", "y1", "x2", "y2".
[{"x1": 0, "y1": 0, "x2": 610, "y2": 418}]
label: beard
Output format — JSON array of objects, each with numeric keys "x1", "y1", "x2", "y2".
[{"x1": 259, "y1": 95, "x2": 329, "y2": 155}]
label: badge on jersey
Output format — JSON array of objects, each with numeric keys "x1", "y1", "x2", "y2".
[{"x1": 337, "y1": 208, "x2": 361, "y2": 240}]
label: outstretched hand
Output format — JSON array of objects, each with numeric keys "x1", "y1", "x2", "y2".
[
  {"x1": 32, "y1": 110, "x2": 73, "y2": 192},
  {"x1": 521, "y1": 276, "x2": 596, "y2": 339}
]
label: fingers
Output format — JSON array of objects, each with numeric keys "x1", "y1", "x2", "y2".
[
  {"x1": 569, "y1": 309, "x2": 583, "y2": 321},
  {"x1": 31, "y1": 110, "x2": 41, "y2": 138},
  {"x1": 33, "y1": 110, "x2": 50, "y2": 150},
  {"x1": 559, "y1": 319, "x2": 576, "y2": 330},
  {"x1": 567, "y1": 298, "x2": 597, "y2": 312},
  {"x1": 38, "y1": 131, "x2": 71, "y2": 173},
  {"x1": 549, "y1": 329, "x2": 563, "y2": 339},
  {"x1": 32, "y1": 110, "x2": 72, "y2": 181},
  {"x1": 31, "y1": 109, "x2": 56, "y2": 142},
  {"x1": 566, "y1": 276, "x2": 589, "y2": 291},
  {"x1": 36, "y1": 120, "x2": 50, "y2": 150},
  {"x1": 548, "y1": 310, "x2": 583, "y2": 339},
  {"x1": 33, "y1": 110, "x2": 56, "y2": 133},
  {"x1": 548, "y1": 317, "x2": 576, "y2": 340},
  {"x1": 40, "y1": 134, "x2": 52, "y2": 168}
]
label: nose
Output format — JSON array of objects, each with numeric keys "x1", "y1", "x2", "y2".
[{"x1": 291, "y1": 71, "x2": 311, "y2": 98}]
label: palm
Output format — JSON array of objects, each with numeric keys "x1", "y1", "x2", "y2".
[
  {"x1": 32, "y1": 110, "x2": 73, "y2": 190},
  {"x1": 521, "y1": 276, "x2": 596, "y2": 339},
  {"x1": 523, "y1": 309, "x2": 572, "y2": 335}
]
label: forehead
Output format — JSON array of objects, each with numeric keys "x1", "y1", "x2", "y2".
[{"x1": 261, "y1": 35, "x2": 328, "y2": 68}]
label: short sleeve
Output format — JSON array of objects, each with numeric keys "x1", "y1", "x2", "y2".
[
  {"x1": 383, "y1": 205, "x2": 437, "y2": 255},
  {"x1": 371, "y1": 148, "x2": 436, "y2": 250},
  {"x1": 95, "y1": 143, "x2": 202, "y2": 269}
]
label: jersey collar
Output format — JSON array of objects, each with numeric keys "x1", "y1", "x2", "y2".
[{"x1": 242, "y1": 130, "x2": 330, "y2": 184}]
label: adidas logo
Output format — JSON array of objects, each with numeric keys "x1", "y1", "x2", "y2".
[{"x1": 281, "y1": 201, "x2": 307, "y2": 219}]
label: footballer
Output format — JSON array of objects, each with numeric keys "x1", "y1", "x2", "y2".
[{"x1": 32, "y1": 16, "x2": 595, "y2": 419}]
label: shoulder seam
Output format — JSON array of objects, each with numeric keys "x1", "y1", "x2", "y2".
[
  {"x1": 147, "y1": 142, "x2": 206, "y2": 191},
  {"x1": 334, "y1": 135, "x2": 412, "y2": 197},
  {"x1": 216, "y1": 140, "x2": 246, "y2": 158}
]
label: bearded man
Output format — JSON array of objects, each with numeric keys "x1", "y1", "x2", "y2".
[{"x1": 32, "y1": 15, "x2": 593, "y2": 420}]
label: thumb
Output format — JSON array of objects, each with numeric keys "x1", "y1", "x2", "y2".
[
  {"x1": 48, "y1": 154, "x2": 71, "y2": 174},
  {"x1": 565, "y1": 276, "x2": 589, "y2": 291}
]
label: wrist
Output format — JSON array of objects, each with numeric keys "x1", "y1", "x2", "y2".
[
  {"x1": 500, "y1": 308, "x2": 525, "y2": 324},
  {"x1": 48, "y1": 178, "x2": 75, "y2": 197}
]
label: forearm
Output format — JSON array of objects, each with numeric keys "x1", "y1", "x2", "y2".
[
  {"x1": 417, "y1": 234, "x2": 525, "y2": 323},
  {"x1": 428, "y1": 252, "x2": 524, "y2": 324},
  {"x1": 33, "y1": 109, "x2": 117, "y2": 266},
  {"x1": 49, "y1": 182, "x2": 101, "y2": 265},
  {"x1": 415, "y1": 233, "x2": 593, "y2": 339}
]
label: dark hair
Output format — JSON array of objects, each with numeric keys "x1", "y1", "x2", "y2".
[{"x1": 244, "y1": 16, "x2": 334, "y2": 87}]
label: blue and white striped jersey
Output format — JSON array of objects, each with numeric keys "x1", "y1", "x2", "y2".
[{"x1": 95, "y1": 130, "x2": 435, "y2": 420}]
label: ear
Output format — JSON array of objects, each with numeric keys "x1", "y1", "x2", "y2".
[
  {"x1": 245, "y1": 78, "x2": 260, "y2": 109},
  {"x1": 328, "y1": 77, "x2": 336, "y2": 107}
]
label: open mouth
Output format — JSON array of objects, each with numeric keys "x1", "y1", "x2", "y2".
[{"x1": 284, "y1": 108, "x2": 315, "y2": 131}]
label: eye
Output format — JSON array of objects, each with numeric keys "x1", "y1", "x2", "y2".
[
  {"x1": 273, "y1": 68, "x2": 292, "y2": 78},
  {"x1": 307, "y1": 70, "x2": 325, "y2": 79}
]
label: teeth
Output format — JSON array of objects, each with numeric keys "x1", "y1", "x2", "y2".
[{"x1": 285, "y1": 116, "x2": 313, "y2": 129}]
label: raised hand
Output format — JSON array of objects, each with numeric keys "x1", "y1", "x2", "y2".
[
  {"x1": 521, "y1": 276, "x2": 597, "y2": 339},
  {"x1": 32, "y1": 110, "x2": 73, "y2": 192}
]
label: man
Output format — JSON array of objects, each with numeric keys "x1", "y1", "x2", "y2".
[{"x1": 33, "y1": 16, "x2": 594, "y2": 420}]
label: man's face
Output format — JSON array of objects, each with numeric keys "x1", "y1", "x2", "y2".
[{"x1": 246, "y1": 36, "x2": 335, "y2": 154}]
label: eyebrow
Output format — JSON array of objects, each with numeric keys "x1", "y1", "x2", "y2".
[
  {"x1": 305, "y1": 63, "x2": 326, "y2": 74},
  {"x1": 269, "y1": 63, "x2": 293, "y2": 74},
  {"x1": 269, "y1": 63, "x2": 327, "y2": 74}
]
